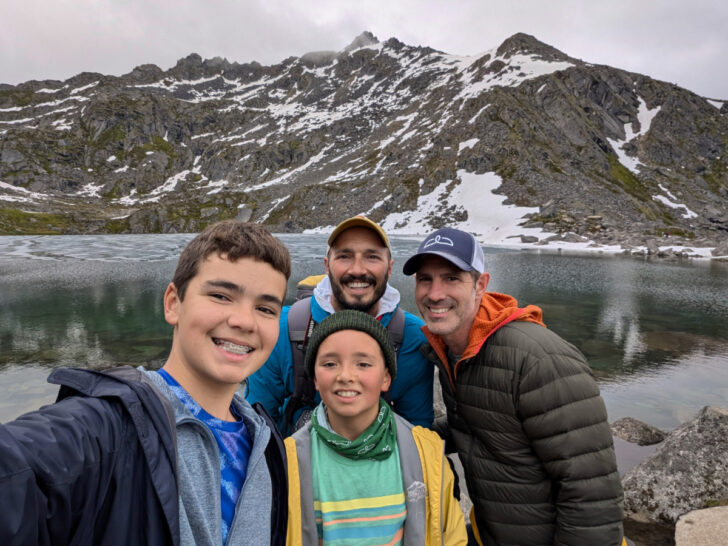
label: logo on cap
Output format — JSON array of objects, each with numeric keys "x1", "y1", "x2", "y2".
[{"x1": 424, "y1": 235, "x2": 454, "y2": 248}]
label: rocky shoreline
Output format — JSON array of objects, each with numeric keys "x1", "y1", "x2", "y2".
[{"x1": 434, "y1": 372, "x2": 727, "y2": 546}]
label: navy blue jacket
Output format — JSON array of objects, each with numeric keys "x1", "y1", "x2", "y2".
[{"x1": 0, "y1": 367, "x2": 180, "y2": 545}]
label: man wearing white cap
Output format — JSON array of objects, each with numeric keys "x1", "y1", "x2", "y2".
[
  {"x1": 248, "y1": 216, "x2": 434, "y2": 436},
  {"x1": 403, "y1": 227, "x2": 624, "y2": 546}
]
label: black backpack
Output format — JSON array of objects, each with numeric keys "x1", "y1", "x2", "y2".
[{"x1": 283, "y1": 276, "x2": 405, "y2": 433}]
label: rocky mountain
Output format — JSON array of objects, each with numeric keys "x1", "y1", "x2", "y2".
[{"x1": 1, "y1": 31, "x2": 726, "y2": 248}]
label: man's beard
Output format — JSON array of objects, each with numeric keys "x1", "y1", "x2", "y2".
[{"x1": 330, "y1": 272, "x2": 389, "y2": 314}]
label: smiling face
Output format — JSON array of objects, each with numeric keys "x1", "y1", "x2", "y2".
[
  {"x1": 313, "y1": 329, "x2": 392, "y2": 440},
  {"x1": 163, "y1": 254, "x2": 286, "y2": 410},
  {"x1": 414, "y1": 255, "x2": 489, "y2": 354},
  {"x1": 324, "y1": 227, "x2": 393, "y2": 316}
]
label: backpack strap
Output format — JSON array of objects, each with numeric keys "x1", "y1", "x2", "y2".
[
  {"x1": 380, "y1": 307, "x2": 405, "y2": 404},
  {"x1": 284, "y1": 298, "x2": 318, "y2": 433}
]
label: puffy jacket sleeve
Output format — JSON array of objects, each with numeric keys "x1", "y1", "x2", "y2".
[
  {"x1": 246, "y1": 306, "x2": 294, "y2": 428},
  {"x1": 0, "y1": 396, "x2": 128, "y2": 545},
  {"x1": 518, "y1": 331, "x2": 624, "y2": 545}
]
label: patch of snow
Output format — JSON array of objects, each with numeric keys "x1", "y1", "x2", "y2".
[
  {"x1": 652, "y1": 194, "x2": 698, "y2": 219},
  {"x1": 658, "y1": 183, "x2": 677, "y2": 201},
  {"x1": 258, "y1": 196, "x2": 289, "y2": 223},
  {"x1": 52, "y1": 118, "x2": 73, "y2": 131},
  {"x1": 77, "y1": 183, "x2": 104, "y2": 197},
  {"x1": 114, "y1": 165, "x2": 129, "y2": 173},
  {"x1": 458, "y1": 138, "x2": 479, "y2": 152},
  {"x1": 70, "y1": 81, "x2": 98, "y2": 95},
  {"x1": 107, "y1": 155, "x2": 117, "y2": 162},
  {"x1": 607, "y1": 96, "x2": 661, "y2": 174},
  {"x1": 0, "y1": 117, "x2": 35, "y2": 125},
  {"x1": 707, "y1": 99, "x2": 724, "y2": 110},
  {"x1": 246, "y1": 145, "x2": 332, "y2": 192},
  {"x1": 117, "y1": 189, "x2": 138, "y2": 205},
  {"x1": 468, "y1": 104, "x2": 490, "y2": 124},
  {"x1": 454, "y1": 51, "x2": 574, "y2": 103},
  {"x1": 36, "y1": 86, "x2": 67, "y2": 94},
  {"x1": 0, "y1": 181, "x2": 50, "y2": 203}
]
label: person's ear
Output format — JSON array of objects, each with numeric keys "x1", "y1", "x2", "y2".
[
  {"x1": 163, "y1": 283, "x2": 181, "y2": 326},
  {"x1": 475, "y1": 272, "x2": 490, "y2": 298},
  {"x1": 381, "y1": 370, "x2": 392, "y2": 392},
  {"x1": 313, "y1": 374, "x2": 320, "y2": 392},
  {"x1": 387, "y1": 257, "x2": 394, "y2": 278},
  {"x1": 323, "y1": 255, "x2": 330, "y2": 275}
]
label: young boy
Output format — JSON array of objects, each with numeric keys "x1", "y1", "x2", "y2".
[
  {"x1": 0, "y1": 220, "x2": 290, "y2": 546},
  {"x1": 285, "y1": 310, "x2": 467, "y2": 545}
]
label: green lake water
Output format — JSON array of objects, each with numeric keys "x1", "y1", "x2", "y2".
[{"x1": 1, "y1": 233, "x2": 727, "y2": 429}]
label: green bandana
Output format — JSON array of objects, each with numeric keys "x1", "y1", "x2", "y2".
[{"x1": 311, "y1": 399, "x2": 397, "y2": 461}]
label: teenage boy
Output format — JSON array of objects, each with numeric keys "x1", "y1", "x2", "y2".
[
  {"x1": 0, "y1": 221, "x2": 290, "y2": 546},
  {"x1": 247, "y1": 215, "x2": 434, "y2": 435},
  {"x1": 403, "y1": 227, "x2": 624, "y2": 546},
  {"x1": 285, "y1": 310, "x2": 467, "y2": 545}
]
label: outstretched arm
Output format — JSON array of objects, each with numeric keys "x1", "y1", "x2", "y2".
[{"x1": 0, "y1": 396, "x2": 128, "y2": 545}]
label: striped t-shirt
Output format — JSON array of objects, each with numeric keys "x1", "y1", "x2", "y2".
[{"x1": 310, "y1": 427, "x2": 406, "y2": 545}]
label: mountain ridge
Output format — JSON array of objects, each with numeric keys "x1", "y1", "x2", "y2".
[{"x1": 1, "y1": 32, "x2": 726, "y2": 253}]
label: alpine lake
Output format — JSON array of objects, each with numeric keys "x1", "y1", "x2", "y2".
[{"x1": 1, "y1": 233, "x2": 727, "y2": 432}]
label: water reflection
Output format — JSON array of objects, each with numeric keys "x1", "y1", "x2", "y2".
[{"x1": 1, "y1": 235, "x2": 727, "y2": 428}]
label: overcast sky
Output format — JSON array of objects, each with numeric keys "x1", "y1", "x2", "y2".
[{"x1": 2, "y1": 0, "x2": 726, "y2": 99}]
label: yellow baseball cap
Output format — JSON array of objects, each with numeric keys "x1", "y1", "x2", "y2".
[{"x1": 328, "y1": 215, "x2": 391, "y2": 250}]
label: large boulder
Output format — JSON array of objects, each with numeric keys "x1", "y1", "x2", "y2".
[
  {"x1": 675, "y1": 506, "x2": 728, "y2": 546},
  {"x1": 712, "y1": 240, "x2": 728, "y2": 257},
  {"x1": 622, "y1": 406, "x2": 728, "y2": 523},
  {"x1": 611, "y1": 417, "x2": 666, "y2": 446}
]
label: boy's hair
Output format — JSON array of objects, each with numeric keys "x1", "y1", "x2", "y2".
[{"x1": 173, "y1": 220, "x2": 291, "y2": 300}]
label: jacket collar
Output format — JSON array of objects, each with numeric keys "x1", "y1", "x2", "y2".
[
  {"x1": 422, "y1": 293, "x2": 545, "y2": 390},
  {"x1": 311, "y1": 275, "x2": 400, "y2": 322}
]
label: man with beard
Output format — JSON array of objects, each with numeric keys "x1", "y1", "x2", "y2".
[{"x1": 247, "y1": 216, "x2": 434, "y2": 435}]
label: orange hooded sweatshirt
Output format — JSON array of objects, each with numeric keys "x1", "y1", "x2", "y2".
[{"x1": 422, "y1": 292, "x2": 545, "y2": 391}]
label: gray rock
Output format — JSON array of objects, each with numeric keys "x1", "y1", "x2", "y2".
[
  {"x1": 520, "y1": 235, "x2": 539, "y2": 243},
  {"x1": 539, "y1": 200, "x2": 558, "y2": 219},
  {"x1": 675, "y1": 506, "x2": 728, "y2": 546},
  {"x1": 646, "y1": 239, "x2": 660, "y2": 255},
  {"x1": 611, "y1": 417, "x2": 666, "y2": 446},
  {"x1": 712, "y1": 240, "x2": 728, "y2": 257},
  {"x1": 622, "y1": 406, "x2": 728, "y2": 523},
  {"x1": 561, "y1": 232, "x2": 588, "y2": 243}
]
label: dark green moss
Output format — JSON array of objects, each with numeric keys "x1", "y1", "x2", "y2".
[
  {"x1": 94, "y1": 124, "x2": 126, "y2": 149},
  {"x1": 607, "y1": 154, "x2": 651, "y2": 201},
  {"x1": 103, "y1": 217, "x2": 131, "y2": 234},
  {"x1": 0, "y1": 208, "x2": 72, "y2": 235},
  {"x1": 0, "y1": 89, "x2": 34, "y2": 107}
]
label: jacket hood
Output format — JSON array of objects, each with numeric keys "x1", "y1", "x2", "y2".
[
  {"x1": 141, "y1": 368, "x2": 266, "y2": 431},
  {"x1": 423, "y1": 292, "x2": 545, "y2": 389}
]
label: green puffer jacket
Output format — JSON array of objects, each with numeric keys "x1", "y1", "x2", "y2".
[{"x1": 423, "y1": 320, "x2": 624, "y2": 546}]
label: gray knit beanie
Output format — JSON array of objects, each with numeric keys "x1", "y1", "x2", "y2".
[{"x1": 305, "y1": 310, "x2": 397, "y2": 380}]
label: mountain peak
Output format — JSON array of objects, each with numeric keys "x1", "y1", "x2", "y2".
[
  {"x1": 496, "y1": 33, "x2": 572, "y2": 62},
  {"x1": 343, "y1": 31, "x2": 379, "y2": 53}
]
